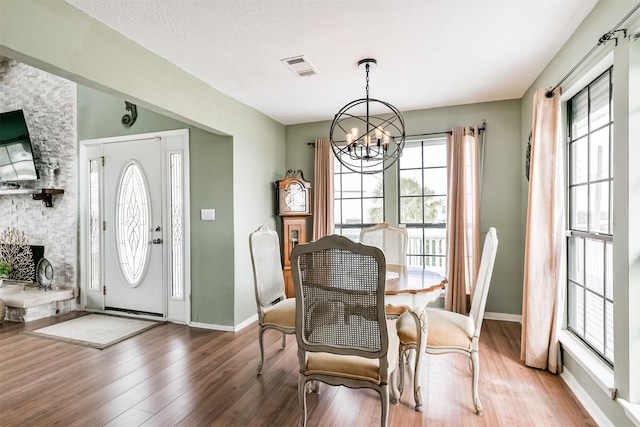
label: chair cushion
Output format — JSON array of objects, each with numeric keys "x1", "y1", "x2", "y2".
[
  {"x1": 396, "y1": 308, "x2": 474, "y2": 351},
  {"x1": 304, "y1": 332, "x2": 399, "y2": 384},
  {"x1": 263, "y1": 297, "x2": 295, "y2": 328}
]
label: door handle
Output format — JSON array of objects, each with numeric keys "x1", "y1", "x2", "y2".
[{"x1": 152, "y1": 238, "x2": 163, "y2": 244}]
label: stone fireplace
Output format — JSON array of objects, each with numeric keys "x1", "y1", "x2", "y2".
[{"x1": 0, "y1": 58, "x2": 78, "y2": 290}]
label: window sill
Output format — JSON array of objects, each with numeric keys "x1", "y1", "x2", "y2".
[
  {"x1": 619, "y1": 399, "x2": 640, "y2": 427},
  {"x1": 558, "y1": 330, "x2": 616, "y2": 400}
]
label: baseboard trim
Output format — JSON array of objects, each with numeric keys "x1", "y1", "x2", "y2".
[
  {"x1": 561, "y1": 367, "x2": 614, "y2": 427},
  {"x1": 189, "y1": 313, "x2": 258, "y2": 333},
  {"x1": 191, "y1": 312, "x2": 519, "y2": 332},
  {"x1": 189, "y1": 321, "x2": 235, "y2": 332},
  {"x1": 234, "y1": 313, "x2": 258, "y2": 331},
  {"x1": 484, "y1": 312, "x2": 522, "y2": 323}
]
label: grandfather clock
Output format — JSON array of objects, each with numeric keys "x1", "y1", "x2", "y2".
[{"x1": 275, "y1": 170, "x2": 312, "y2": 297}]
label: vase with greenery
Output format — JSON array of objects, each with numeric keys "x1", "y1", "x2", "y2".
[{"x1": 0, "y1": 262, "x2": 11, "y2": 279}]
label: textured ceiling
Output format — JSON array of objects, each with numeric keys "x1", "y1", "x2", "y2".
[{"x1": 64, "y1": 0, "x2": 598, "y2": 125}]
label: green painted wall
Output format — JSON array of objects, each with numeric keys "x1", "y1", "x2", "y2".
[
  {"x1": 77, "y1": 85, "x2": 235, "y2": 325},
  {"x1": 190, "y1": 133, "x2": 235, "y2": 325},
  {"x1": 1, "y1": 0, "x2": 285, "y2": 327},
  {"x1": 285, "y1": 99, "x2": 523, "y2": 316}
]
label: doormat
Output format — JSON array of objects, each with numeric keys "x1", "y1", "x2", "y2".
[{"x1": 23, "y1": 314, "x2": 165, "y2": 349}]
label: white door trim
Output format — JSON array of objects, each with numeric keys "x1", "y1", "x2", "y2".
[{"x1": 79, "y1": 129, "x2": 191, "y2": 323}]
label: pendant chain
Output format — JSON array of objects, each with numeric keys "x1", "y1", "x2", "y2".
[{"x1": 365, "y1": 64, "x2": 370, "y2": 98}]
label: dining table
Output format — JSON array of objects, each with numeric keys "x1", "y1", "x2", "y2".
[{"x1": 384, "y1": 264, "x2": 446, "y2": 411}]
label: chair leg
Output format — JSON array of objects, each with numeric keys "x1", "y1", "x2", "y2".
[
  {"x1": 380, "y1": 384, "x2": 389, "y2": 427},
  {"x1": 305, "y1": 380, "x2": 321, "y2": 394},
  {"x1": 281, "y1": 332, "x2": 287, "y2": 349},
  {"x1": 298, "y1": 375, "x2": 308, "y2": 427},
  {"x1": 411, "y1": 310, "x2": 425, "y2": 412},
  {"x1": 257, "y1": 326, "x2": 265, "y2": 375},
  {"x1": 389, "y1": 369, "x2": 400, "y2": 405},
  {"x1": 471, "y1": 351, "x2": 483, "y2": 416},
  {"x1": 397, "y1": 349, "x2": 406, "y2": 398}
]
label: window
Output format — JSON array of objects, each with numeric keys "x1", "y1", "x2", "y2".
[
  {"x1": 332, "y1": 137, "x2": 448, "y2": 275},
  {"x1": 333, "y1": 155, "x2": 383, "y2": 242},
  {"x1": 170, "y1": 153, "x2": 184, "y2": 300},
  {"x1": 88, "y1": 159, "x2": 101, "y2": 291},
  {"x1": 399, "y1": 138, "x2": 447, "y2": 275},
  {"x1": 115, "y1": 162, "x2": 151, "y2": 287},
  {"x1": 567, "y1": 67, "x2": 614, "y2": 366}
]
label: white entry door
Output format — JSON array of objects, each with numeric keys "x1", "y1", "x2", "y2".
[
  {"x1": 80, "y1": 129, "x2": 190, "y2": 321},
  {"x1": 103, "y1": 137, "x2": 164, "y2": 315}
]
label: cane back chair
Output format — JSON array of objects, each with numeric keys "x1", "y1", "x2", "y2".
[{"x1": 291, "y1": 234, "x2": 400, "y2": 427}]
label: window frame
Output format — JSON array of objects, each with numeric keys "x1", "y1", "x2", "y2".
[
  {"x1": 398, "y1": 138, "x2": 448, "y2": 273},
  {"x1": 566, "y1": 66, "x2": 614, "y2": 367},
  {"x1": 333, "y1": 155, "x2": 384, "y2": 242}
]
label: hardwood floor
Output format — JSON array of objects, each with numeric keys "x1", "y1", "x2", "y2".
[{"x1": 0, "y1": 312, "x2": 596, "y2": 427}]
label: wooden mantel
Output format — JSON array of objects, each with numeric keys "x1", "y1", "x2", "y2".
[{"x1": 0, "y1": 188, "x2": 65, "y2": 207}]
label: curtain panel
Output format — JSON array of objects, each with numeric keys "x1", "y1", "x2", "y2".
[
  {"x1": 445, "y1": 126, "x2": 480, "y2": 314},
  {"x1": 312, "y1": 138, "x2": 334, "y2": 240},
  {"x1": 521, "y1": 87, "x2": 564, "y2": 373}
]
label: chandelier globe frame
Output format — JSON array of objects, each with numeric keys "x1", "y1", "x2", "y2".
[{"x1": 329, "y1": 58, "x2": 406, "y2": 175}]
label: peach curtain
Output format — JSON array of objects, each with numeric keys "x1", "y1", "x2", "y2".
[
  {"x1": 445, "y1": 126, "x2": 480, "y2": 314},
  {"x1": 521, "y1": 88, "x2": 564, "y2": 373},
  {"x1": 312, "y1": 138, "x2": 334, "y2": 240}
]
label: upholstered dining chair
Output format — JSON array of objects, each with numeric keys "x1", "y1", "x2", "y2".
[
  {"x1": 249, "y1": 225, "x2": 296, "y2": 375},
  {"x1": 395, "y1": 227, "x2": 498, "y2": 415},
  {"x1": 360, "y1": 223, "x2": 409, "y2": 266},
  {"x1": 290, "y1": 234, "x2": 400, "y2": 427}
]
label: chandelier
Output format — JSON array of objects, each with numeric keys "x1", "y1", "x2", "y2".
[{"x1": 329, "y1": 58, "x2": 405, "y2": 174}]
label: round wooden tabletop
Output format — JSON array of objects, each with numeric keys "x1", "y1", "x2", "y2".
[{"x1": 384, "y1": 264, "x2": 446, "y2": 295}]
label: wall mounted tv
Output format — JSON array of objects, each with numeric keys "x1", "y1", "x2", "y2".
[{"x1": 0, "y1": 109, "x2": 39, "y2": 184}]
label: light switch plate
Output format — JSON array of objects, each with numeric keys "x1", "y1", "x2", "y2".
[{"x1": 201, "y1": 209, "x2": 215, "y2": 221}]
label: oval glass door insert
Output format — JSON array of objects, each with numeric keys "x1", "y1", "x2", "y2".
[{"x1": 116, "y1": 162, "x2": 151, "y2": 287}]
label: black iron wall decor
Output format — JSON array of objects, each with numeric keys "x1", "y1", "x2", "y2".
[
  {"x1": 122, "y1": 101, "x2": 138, "y2": 127},
  {"x1": 525, "y1": 131, "x2": 532, "y2": 181}
]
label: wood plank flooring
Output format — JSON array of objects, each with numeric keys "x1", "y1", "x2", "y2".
[{"x1": 0, "y1": 312, "x2": 596, "y2": 426}]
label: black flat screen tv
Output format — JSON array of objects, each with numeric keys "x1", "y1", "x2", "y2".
[{"x1": 0, "y1": 109, "x2": 39, "y2": 183}]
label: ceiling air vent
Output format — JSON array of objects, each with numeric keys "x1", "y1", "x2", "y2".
[{"x1": 281, "y1": 55, "x2": 317, "y2": 77}]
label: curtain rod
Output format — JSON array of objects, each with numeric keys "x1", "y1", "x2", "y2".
[
  {"x1": 545, "y1": 2, "x2": 640, "y2": 98},
  {"x1": 308, "y1": 120, "x2": 487, "y2": 146}
]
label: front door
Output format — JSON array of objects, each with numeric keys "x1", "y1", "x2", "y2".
[
  {"x1": 103, "y1": 137, "x2": 164, "y2": 315},
  {"x1": 80, "y1": 129, "x2": 190, "y2": 321}
]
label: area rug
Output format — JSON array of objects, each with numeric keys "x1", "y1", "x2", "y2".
[{"x1": 23, "y1": 314, "x2": 164, "y2": 349}]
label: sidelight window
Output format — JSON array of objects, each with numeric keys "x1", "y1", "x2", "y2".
[
  {"x1": 170, "y1": 153, "x2": 184, "y2": 299},
  {"x1": 88, "y1": 159, "x2": 101, "y2": 291}
]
